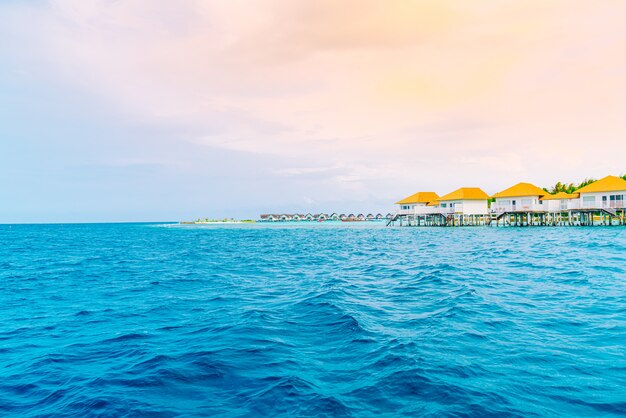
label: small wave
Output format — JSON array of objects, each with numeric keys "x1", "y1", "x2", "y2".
[{"x1": 100, "y1": 333, "x2": 150, "y2": 344}]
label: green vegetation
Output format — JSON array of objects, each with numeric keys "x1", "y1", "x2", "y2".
[{"x1": 542, "y1": 178, "x2": 596, "y2": 194}]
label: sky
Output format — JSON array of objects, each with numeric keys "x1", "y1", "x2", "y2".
[{"x1": 1, "y1": 0, "x2": 625, "y2": 222}]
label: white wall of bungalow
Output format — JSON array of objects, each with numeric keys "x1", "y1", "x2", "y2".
[
  {"x1": 398, "y1": 203, "x2": 426, "y2": 211},
  {"x1": 441, "y1": 199, "x2": 488, "y2": 215},
  {"x1": 578, "y1": 192, "x2": 625, "y2": 209}
]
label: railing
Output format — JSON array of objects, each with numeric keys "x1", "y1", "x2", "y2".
[
  {"x1": 396, "y1": 208, "x2": 440, "y2": 216},
  {"x1": 491, "y1": 203, "x2": 546, "y2": 213},
  {"x1": 535, "y1": 199, "x2": 624, "y2": 211},
  {"x1": 608, "y1": 200, "x2": 626, "y2": 209},
  {"x1": 399, "y1": 199, "x2": 625, "y2": 217},
  {"x1": 396, "y1": 204, "x2": 464, "y2": 216},
  {"x1": 579, "y1": 200, "x2": 625, "y2": 210}
]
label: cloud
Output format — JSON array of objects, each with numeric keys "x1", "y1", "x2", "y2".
[{"x1": 2, "y1": 0, "x2": 626, "y2": 221}]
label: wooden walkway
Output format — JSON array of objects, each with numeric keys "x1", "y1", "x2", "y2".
[{"x1": 388, "y1": 209, "x2": 626, "y2": 227}]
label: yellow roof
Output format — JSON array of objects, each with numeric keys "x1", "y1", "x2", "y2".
[
  {"x1": 426, "y1": 200, "x2": 439, "y2": 207},
  {"x1": 439, "y1": 187, "x2": 490, "y2": 201},
  {"x1": 492, "y1": 182, "x2": 548, "y2": 198},
  {"x1": 540, "y1": 192, "x2": 580, "y2": 201},
  {"x1": 395, "y1": 191, "x2": 440, "y2": 205},
  {"x1": 576, "y1": 175, "x2": 626, "y2": 194}
]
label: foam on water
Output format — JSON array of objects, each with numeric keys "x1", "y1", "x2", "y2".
[{"x1": 0, "y1": 223, "x2": 625, "y2": 416}]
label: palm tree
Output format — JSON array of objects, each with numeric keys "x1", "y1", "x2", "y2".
[
  {"x1": 545, "y1": 178, "x2": 595, "y2": 194},
  {"x1": 576, "y1": 178, "x2": 595, "y2": 190}
]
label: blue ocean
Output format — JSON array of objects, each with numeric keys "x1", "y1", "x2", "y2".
[{"x1": 1, "y1": 222, "x2": 625, "y2": 417}]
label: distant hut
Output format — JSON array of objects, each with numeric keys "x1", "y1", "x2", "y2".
[
  {"x1": 339, "y1": 214, "x2": 347, "y2": 221},
  {"x1": 366, "y1": 213, "x2": 374, "y2": 220},
  {"x1": 292, "y1": 214, "x2": 301, "y2": 221},
  {"x1": 318, "y1": 213, "x2": 328, "y2": 221},
  {"x1": 329, "y1": 213, "x2": 339, "y2": 221},
  {"x1": 347, "y1": 214, "x2": 356, "y2": 220},
  {"x1": 385, "y1": 213, "x2": 392, "y2": 219},
  {"x1": 375, "y1": 213, "x2": 383, "y2": 220},
  {"x1": 304, "y1": 213, "x2": 314, "y2": 221},
  {"x1": 356, "y1": 214, "x2": 365, "y2": 221},
  {"x1": 259, "y1": 214, "x2": 271, "y2": 221},
  {"x1": 279, "y1": 214, "x2": 292, "y2": 221}
]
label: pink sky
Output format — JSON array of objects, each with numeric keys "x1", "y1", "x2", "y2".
[{"x1": 2, "y1": 1, "x2": 625, "y2": 220}]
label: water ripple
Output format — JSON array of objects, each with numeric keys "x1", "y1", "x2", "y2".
[{"x1": 0, "y1": 223, "x2": 625, "y2": 416}]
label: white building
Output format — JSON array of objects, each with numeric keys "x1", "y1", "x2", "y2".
[
  {"x1": 574, "y1": 175, "x2": 626, "y2": 210},
  {"x1": 395, "y1": 192, "x2": 440, "y2": 215},
  {"x1": 491, "y1": 182, "x2": 550, "y2": 213},
  {"x1": 437, "y1": 187, "x2": 490, "y2": 215},
  {"x1": 540, "y1": 192, "x2": 579, "y2": 211}
]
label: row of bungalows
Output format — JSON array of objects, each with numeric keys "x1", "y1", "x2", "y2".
[
  {"x1": 259, "y1": 213, "x2": 391, "y2": 222},
  {"x1": 394, "y1": 187, "x2": 491, "y2": 226},
  {"x1": 391, "y1": 175, "x2": 626, "y2": 227}
]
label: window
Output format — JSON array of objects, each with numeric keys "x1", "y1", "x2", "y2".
[
  {"x1": 583, "y1": 196, "x2": 595, "y2": 207},
  {"x1": 609, "y1": 195, "x2": 624, "y2": 208}
]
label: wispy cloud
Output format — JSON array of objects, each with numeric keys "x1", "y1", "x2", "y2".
[{"x1": 1, "y1": 0, "x2": 626, "y2": 221}]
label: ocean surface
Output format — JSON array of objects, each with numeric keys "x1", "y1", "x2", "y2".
[{"x1": 1, "y1": 222, "x2": 625, "y2": 417}]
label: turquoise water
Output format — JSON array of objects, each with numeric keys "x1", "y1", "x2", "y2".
[{"x1": 1, "y1": 222, "x2": 625, "y2": 417}]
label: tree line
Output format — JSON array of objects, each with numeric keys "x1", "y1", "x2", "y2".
[{"x1": 542, "y1": 174, "x2": 626, "y2": 194}]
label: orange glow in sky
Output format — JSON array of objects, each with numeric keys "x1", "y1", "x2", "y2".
[{"x1": 2, "y1": 1, "x2": 625, "y2": 221}]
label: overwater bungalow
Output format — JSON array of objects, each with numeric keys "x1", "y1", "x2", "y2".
[
  {"x1": 490, "y1": 182, "x2": 552, "y2": 225},
  {"x1": 395, "y1": 192, "x2": 440, "y2": 213},
  {"x1": 492, "y1": 183, "x2": 549, "y2": 213},
  {"x1": 438, "y1": 187, "x2": 490, "y2": 215},
  {"x1": 347, "y1": 214, "x2": 355, "y2": 220},
  {"x1": 304, "y1": 213, "x2": 314, "y2": 221},
  {"x1": 375, "y1": 213, "x2": 384, "y2": 220},
  {"x1": 339, "y1": 214, "x2": 347, "y2": 221},
  {"x1": 366, "y1": 213, "x2": 375, "y2": 220},
  {"x1": 540, "y1": 192, "x2": 579, "y2": 212},
  {"x1": 279, "y1": 214, "x2": 292, "y2": 221},
  {"x1": 329, "y1": 213, "x2": 340, "y2": 221},
  {"x1": 357, "y1": 214, "x2": 365, "y2": 221},
  {"x1": 575, "y1": 175, "x2": 626, "y2": 211}
]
